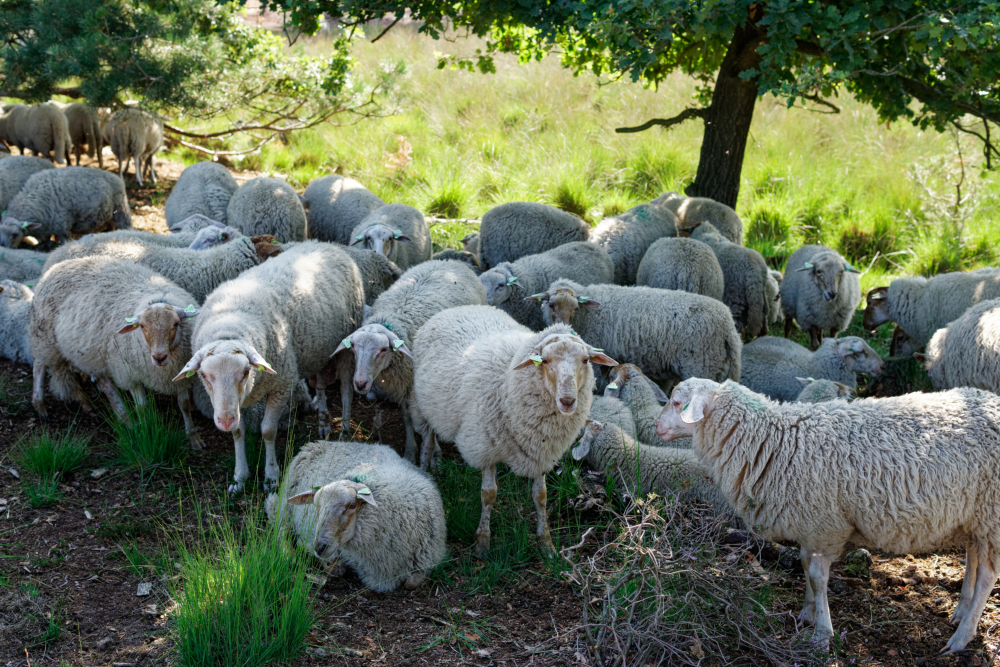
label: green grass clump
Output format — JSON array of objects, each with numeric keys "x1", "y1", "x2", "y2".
[
  {"x1": 16, "y1": 428, "x2": 91, "y2": 507},
  {"x1": 111, "y1": 403, "x2": 188, "y2": 474}
]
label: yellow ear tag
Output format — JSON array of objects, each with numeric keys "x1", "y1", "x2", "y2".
[
  {"x1": 256, "y1": 364, "x2": 267, "y2": 372},
  {"x1": 530, "y1": 355, "x2": 543, "y2": 366},
  {"x1": 185, "y1": 370, "x2": 196, "y2": 378}
]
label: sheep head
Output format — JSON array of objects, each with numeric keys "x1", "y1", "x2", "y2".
[
  {"x1": 797, "y1": 252, "x2": 858, "y2": 302},
  {"x1": 286, "y1": 479, "x2": 377, "y2": 561},
  {"x1": 351, "y1": 224, "x2": 409, "y2": 259},
  {"x1": 533, "y1": 286, "x2": 600, "y2": 326},
  {"x1": 118, "y1": 303, "x2": 198, "y2": 367},
  {"x1": 604, "y1": 363, "x2": 668, "y2": 402},
  {"x1": 654, "y1": 378, "x2": 722, "y2": 441},
  {"x1": 0, "y1": 216, "x2": 40, "y2": 249},
  {"x1": 480, "y1": 264, "x2": 517, "y2": 306},
  {"x1": 863, "y1": 286, "x2": 891, "y2": 331},
  {"x1": 333, "y1": 323, "x2": 411, "y2": 395},
  {"x1": 460, "y1": 232, "x2": 480, "y2": 255},
  {"x1": 173, "y1": 340, "x2": 276, "y2": 432},
  {"x1": 572, "y1": 419, "x2": 605, "y2": 461},
  {"x1": 831, "y1": 337, "x2": 884, "y2": 377},
  {"x1": 512, "y1": 333, "x2": 616, "y2": 415},
  {"x1": 251, "y1": 235, "x2": 284, "y2": 261},
  {"x1": 188, "y1": 226, "x2": 239, "y2": 250}
]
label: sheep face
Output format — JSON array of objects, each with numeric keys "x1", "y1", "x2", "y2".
[
  {"x1": 795, "y1": 377, "x2": 855, "y2": 402},
  {"x1": 798, "y1": 252, "x2": 856, "y2": 302},
  {"x1": 832, "y1": 337, "x2": 885, "y2": 376},
  {"x1": 512, "y1": 334, "x2": 616, "y2": 415},
  {"x1": 479, "y1": 266, "x2": 515, "y2": 306},
  {"x1": 0, "y1": 217, "x2": 40, "y2": 248},
  {"x1": 188, "y1": 226, "x2": 237, "y2": 250},
  {"x1": 654, "y1": 378, "x2": 721, "y2": 441},
  {"x1": 571, "y1": 419, "x2": 605, "y2": 460},
  {"x1": 117, "y1": 303, "x2": 198, "y2": 367},
  {"x1": 863, "y1": 286, "x2": 891, "y2": 330},
  {"x1": 604, "y1": 363, "x2": 669, "y2": 402},
  {"x1": 336, "y1": 324, "x2": 412, "y2": 394},
  {"x1": 0, "y1": 280, "x2": 32, "y2": 300},
  {"x1": 538, "y1": 287, "x2": 600, "y2": 326},
  {"x1": 286, "y1": 480, "x2": 377, "y2": 561},
  {"x1": 352, "y1": 224, "x2": 409, "y2": 258},
  {"x1": 460, "y1": 233, "x2": 480, "y2": 255}
]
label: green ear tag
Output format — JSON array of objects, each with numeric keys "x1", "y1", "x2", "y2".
[
  {"x1": 393, "y1": 339, "x2": 404, "y2": 350},
  {"x1": 530, "y1": 355, "x2": 543, "y2": 366},
  {"x1": 579, "y1": 296, "x2": 590, "y2": 303},
  {"x1": 607, "y1": 382, "x2": 618, "y2": 390},
  {"x1": 506, "y1": 276, "x2": 518, "y2": 286},
  {"x1": 25, "y1": 284, "x2": 33, "y2": 288},
  {"x1": 357, "y1": 487, "x2": 371, "y2": 495},
  {"x1": 256, "y1": 364, "x2": 267, "y2": 372},
  {"x1": 20, "y1": 221, "x2": 29, "y2": 230},
  {"x1": 393, "y1": 229, "x2": 403, "y2": 238},
  {"x1": 312, "y1": 486, "x2": 322, "y2": 491},
  {"x1": 845, "y1": 262, "x2": 855, "y2": 271},
  {"x1": 803, "y1": 262, "x2": 813, "y2": 269},
  {"x1": 184, "y1": 304, "x2": 196, "y2": 314},
  {"x1": 682, "y1": 402, "x2": 690, "y2": 411},
  {"x1": 355, "y1": 235, "x2": 364, "y2": 241},
  {"x1": 342, "y1": 338, "x2": 352, "y2": 349},
  {"x1": 185, "y1": 370, "x2": 196, "y2": 378},
  {"x1": 591, "y1": 347, "x2": 604, "y2": 352},
  {"x1": 125, "y1": 316, "x2": 138, "y2": 324},
  {"x1": 383, "y1": 322, "x2": 393, "y2": 331},
  {"x1": 272, "y1": 240, "x2": 279, "y2": 244}
]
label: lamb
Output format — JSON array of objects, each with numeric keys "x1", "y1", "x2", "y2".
[
  {"x1": 411, "y1": 304, "x2": 617, "y2": 554},
  {"x1": 107, "y1": 108, "x2": 164, "y2": 186},
  {"x1": 226, "y1": 176, "x2": 307, "y2": 243},
  {"x1": 267, "y1": 440, "x2": 446, "y2": 592},
  {"x1": 0, "y1": 156, "x2": 55, "y2": 213},
  {"x1": 342, "y1": 246, "x2": 403, "y2": 306},
  {"x1": 460, "y1": 232, "x2": 480, "y2": 256},
  {"x1": 62, "y1": 103, "x2": 103, "y2": 168},
  {"x1": 781, "y1": 245, "x2": 862, "y2": 350},
  {"x1": 573, "y1": 420, "x2": 729, "y2": 515},
  {"x1": 739, "y1": 336, "x2": 884, "y2": 402},
  {"x1": 794, "y1": 377, "x2": 854, "y2": 403},
  {"x1": 655, "y1": 379, "x2": 1000, "y2": 654},
  {"x1": 164, "y1": 162, "x2": 239, "y2": 227},
  {"x1": 657, "y1": 192, "x2": 743, "y2": 245},
  {"x1": 0, "y1": 281, "x2": 33, "y2": 365},
  {"x1": 480, "y1": 242, "x2": 614, "y2": 331},
  {"x1": 919, "y1": 298, "x2": 1000, "y2": 393},
  {"x1": 589, "y1": 200, "x2": 678, "y2": 285},
  {"x1": 173, "y1": 241, "x2": 365, "y2": 493},
  {"x1": 29, "y1": 256, "x2": 204, "y2": 447},
  {"x1": 11, "y1": 104, "x2": 69, "y2": 165},
  {"x1": 864, "y1": 268, "x2": 1000, "y2": 348},
  {"x1": 477, "y1": 202, "x2": 589, "y2": 270},
  {"x1": 42, "y1": 234, "x2": 284, "y2": 303},
  {"x1": 536, "y1": 279, "x2": 742, "y2": 386},
  {"x1": 0, "y1": 167, "x2": 131, "y2": 248},
  {"x1": 0, "y1": 247, "x2": 46, "y2": 284},
  {"x1": 349, "y1": 204, "x2": 431, "y2": 272},
  {"x1": 431, "y1": 248, "x2": 481, "y2": 274},
  {"x1": 635, "y1": 237, "x2": 724, "y2": 300},
  {"x1": 603, "y1": 363, "x2": 671, "y2": 446},
  {"x1": 335, "y1": 259, "x2": 486, "y2": 461},
  {"x1": 682, "y1": 219, "x2": 772, "y2": 336},
  {"x1": 303, "y1": 175, "x2": 385, "y2": 244}
]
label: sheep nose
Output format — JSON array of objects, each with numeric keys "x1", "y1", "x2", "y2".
[
  {"x1": 152, "y1": 353, "x2": 168, "y2": 366},
  {"x1": 559, "y1": 396, "x2": 576, "y2": 408},
  {"x1": 315, "y1": 543, "x2": 329, "y2": 558},
  {"x1": 354, "y1": 379, "x2": 370, "y2": 393},
  {"x1": 217, "y1": 415, "x2": 235, "y2": 431},
  {"x1": 824, "y1": 291, "x2": 836, "y2": 301}
]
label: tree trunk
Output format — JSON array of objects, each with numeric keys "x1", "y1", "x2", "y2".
[{"x1": 685, "y1": 23, "x2": 763, "y2": 209}]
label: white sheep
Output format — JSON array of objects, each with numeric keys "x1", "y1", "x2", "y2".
[
  {"x1": 655, "y1": 379, "x2": 1000, "y2": 654},
  {"x1": 108, "y1": 108, "x2": 164, "y2": 186},
  {"x1": 174, "y1": 241, "x2": 365, "y2": 492},
  {"x1": 349, "y1": 203, "x2": 431, "y2": 272},
  {"x1": 0, "y1": 280, "x2": 33, "y2": 365},
  {"x1": 0, "y1": 167, "x2": 131, "y2": 248},
  {"x1": 334, "y1": 259, "x2": 487, "y2": 463},
  {"x1": 794, "y1": 377, "x2": 854, "y2": 403},
  {"x1": 11, "y1": 103, "x2": 69, "y2": 165},
  {"x1": 781, "y1": 245, "x2": 861, "y2": 350},
  {"x1": 477, "y1": 202, "x2": 589, "y2": 270},
  {"x1": 589, "y1": 200, "x2": 678, "y2": 285},
  {"x1": 63, "y1": 103, "x2": 103, "y2": 168},
  {"x1": 165, "y1": 162, "x2": 239, "y2": 227},
  {"x1": 74, "y1": 217, "x2": 240, "y2": 251},
  {"x1": 226, "y1": 176, "x2": 307, "y2": 243},
  {"x1": 0, "y1": 247, "x2": 46, "y2": 284},
  {"x1": 920, "y1": 298, "x2": 1000, "y2": 393},
  {"x1": 266, "y1": 440, "x2": 446, "y2": 592},
  {"x1": 303, "y1": 175, "x2": 385, "y2": 244},
  {"x1": 635, "y1": 237, "x2": 724, "y2": 300},
  {"x1": 537, "y1": 279, "x2": 742, "y2": 386},
  {"x1": 657, "y1": 192, "x2": 743, "y2": 245},
  {"x1": 0, "y1": 155, "x2": 55, "y2": 213},
  {"x1": 740, "y1": 335, "x2": 883, "y2": 402},
  {"x1": 411, "y1": 304, "x2": 616, "y2": 554},
  {"x1": 29, "y1": 256, "x2": 203, "y2": 447},
  {"x1": 587, "y1": 395, "x2": 636, "y2": 436},
  {"x1": 480, "y1": 242, "x2": 614, "y2": 331}
]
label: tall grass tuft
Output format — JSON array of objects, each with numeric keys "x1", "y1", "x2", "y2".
[
  {"x1": 17, "y1": 427, "x2": 90, "y2": 507},
  {"x1": 111, "y1": 402, "x2": 188, "y2": 473}
]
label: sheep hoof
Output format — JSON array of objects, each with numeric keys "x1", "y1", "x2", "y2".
[
  {"x1": 228, "y1": 479, "x2": 245, "y2": 495},
  {"x1": 188, "y1": 434, "x2": 206, "y2": 451},
  {"x1": 318, "y1": 425, "x2": 331, "y2": 440},
  {"x1": 262, "y1": 477, "x2": 279, "y2": 493},
  {"x1": 797, "y1": 607, "x2": 816, "y2": 625},
  {"x1": 473, "y1": 536, "x2": 491, "y2": 558},
  {"x1": 940, "y1": 631, "x2": 971, "y2": 654}
]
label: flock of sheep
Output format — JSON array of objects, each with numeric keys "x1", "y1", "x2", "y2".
[{"x1": 2, "y1": 116, "x2": 1000, "y2": 655}]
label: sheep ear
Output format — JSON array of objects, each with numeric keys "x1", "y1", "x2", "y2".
[
  {"x1": 173, "y1": 350, "x2": 205, "y2": 381},
  {"x1": 286, "y1": 492, "x2": 316, "y2": 505},
  {"x1": 604, "y1": 381, "x2": 620, "y2": 398},
  {"x1": 913, "y1": 352, "x2": 927, "y2": 363},
  {"x1": 392, "y1": 230, "x2": 410, "y2": 242},
  {"x1": 118, "y1": 317, "x2": 140, "y2": 334},
  {"x1": 524, "y1": 292, "x2": 549, "y2": 302},
  {"x1": 178, "y1": 304, "x2": 199, "y2": 320},
  {"x1": 577, "y1": 296, "x2": 600, "y2": 307},
  {"x1": 644, "y1": 376, "x2": 670, "y2": 403},
  {"x1": 571, "y1": 440, "x2": 590, "y2": 461},
  {"x1": 392, "y1": 338, "x2": 412, "y2": 358},
  {"x1": 589, "y1": 351, "x2": 617, "y2": 366},
  {"x1": 796, "y1": 262, "x2": 814, "y2": 272},
  {"x1": 246, "y1": 346, "x2": 277, "y2": 374},
  {"x1": 844, "y1": 262, "x2": 861, "y2": 274},
  {"x1": 332, "y1": 336, "x2": 353, "y2": 357},
  {"x1": 795, "y1": 376, "x2": 811, "y2": 387},
  {"x1": 350, "y1": 235, "x2": 365, "y2": 246},
  {"x1": 356, "y1": 486, "x2": 377, "y2": 507},
  {"x1": 680, "y1": 394, "x2": 711, "y2": 424}
]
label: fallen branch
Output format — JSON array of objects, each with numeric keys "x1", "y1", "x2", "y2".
[{"x1": 615, "y1": 107, "x2": 708, "y2": 134}]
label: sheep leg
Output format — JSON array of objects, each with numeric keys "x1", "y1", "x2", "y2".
[
  {"x1": 474, "y1": 464, "x2": 498, "y2": 557},
  {"x1": 177, "y1": 389, "x2": 204, "y2": 451},
  {"x1": 943, "y1": 549, "x2": 997, "y2": 654},
  {"x1": 148, "y1": 156, "x2": 158, "y2": 185},
  {"x1": 130, "y1": 384, "x2": 148, "y2": 406},
  {"x1": 797, "y1": 548, "x2": 817, "y2": 624},
  {"x1": 808, "y1": 326, "x2": 823, "y2": 351},
  {"x1": 950, "y1": 545, "x2": 978, "y2": 625},
  {"x1": 829, "y1": 327, "x2": 839, "y2": 339},
  {"x1": 404, "y1": 571, "x2": 427, "y2": 590},
  {"x1": 532, "y1": 475, "x2": 557, "y2": 556},
  {"x1": 97, "y1": 377, "x2": 129, "y2": 424},
  {"x1": 337, "y1": 355, "x2": 353, "y2": 440},
  {"x1": 260, "y1": 392, "x2": 284, "y2": 492},
  {"x1": 229, "y1": 415, "x2": 249, "y2": 494},
  {"x1": 419, "y1": 431, "x2": 437, "y2": 471},
  {"x1": 807, "y1": 553, "x2": 834, "y2": 649},
  {"x1": 314, "y1": 388, "x2": 330, "y2": 439},
  {"x1": 31, "y1": 362, "x2": 48, "y2": 419},
  {"x1": 402, "y1": 406, "x2": 417, "y2": 463}
]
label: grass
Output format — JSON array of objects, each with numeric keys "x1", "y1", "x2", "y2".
[
  {"x1": 110, "y1": 402, "x2": 188, "y2": 475},
  {"x1": 16, "y1": 428, "x2": 90, "y2": 508}
]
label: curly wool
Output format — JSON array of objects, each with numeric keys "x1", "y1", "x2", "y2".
[
  {"x1": 342, "y1": 246, "x2": 404, "y2": 305},
  {"x1": 304, "y1": 175, "x2": 385, "y2": 244},
  {"x1": 0, "y1": 156, "x2": 54, "y2": 212},
  {"x1": 657, "y1": 192, "x2": 743, "y2": 245},
  {"x1": 266, "y1": 441, "x2": 447, "y2": 592},
  {"x1": 227, "y1": 176, "x2": 307, "y2": 242},
  {"x1": 0, "y1": 280, "x2": 33, "y2": 365},
  {"x1": 636, "y1": 237, "x2": 724, "y2": 300},
  {"x1": 587, "y1": 396, "x2": 636, "y2": 436},
  {"x1": 589, "y1": 201, "x2": 678, "y2": 285},
  {"x1": 431, "y1": 248, "x2": 481, "y2": 274},
  {"x1": 781, "y1": 245, "x2": 860, "y2": 335},
  {"x1": 794, "y1": 378, "x2": 854, "y2": 404},
  {"x1": 349, "y1": 204, "x2": 432, "y2": 272},
  {"x1": 923, "y1": 298, "x2": 1000, "y2": 393},
  {"x1": 165, "y1": 162, "x2": 238, "y2": 227},
  {"x1": 478, "y1": 202, "x2": 589, "y2": 270},
  {"x1": 0, "y1": 247, "x2": 45, "y2": 284}
]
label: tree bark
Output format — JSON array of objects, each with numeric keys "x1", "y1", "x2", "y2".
[{"x1": 685, "y1": 23, "x2": 763, "y2": 209}]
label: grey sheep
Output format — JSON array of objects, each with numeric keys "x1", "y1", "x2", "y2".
[
  {"x1": 657, "y1": 191, "x2": 743, "y2": 245},
  {"x1": 740, "y1": 335, "x2": 883, "y2": 402},
  {"x1": 29, "y1": 256, "x2": 203, "y2": 447},
  {"x1": 411, "y1": 305, "x2": 617, "y2": 554},
  {"x1": 0, "y1": 280, "x2": 33, "y2": 365},
  {"x1": 538, "y1": 279, "x2": 742, "y2": 386},
  {"x1": 0, "y1": 105, "x2": 25, "y2": 150},
  {"x1": 227, "y1": 176, "x2": 307, "y2": 243},
  {"x1": 42, "y1": 234, "x2": 284, "y2": 303},
  {"x1": 864, "y1": 268, "x2": 1000, "y2": 348},
  {"x1": 781, "y1": 245, "x2": 862, "y2": 350},
  {"x1": 11, "y1": 103, "x2": 69, "y2": 165},
  {"x1": 431, "y1": 248, "x2": 481, "y2": 274},
  {"x1": 765, "y1": 269, "x2": 783, "y2": 328},
  {"x1": 0, "y1": 167, "x2": 131, "y2": 248},
  {"x1": 573, "y1": 420, "x2": 730, "y2": 516},
  {"x1": 920, "y1": 298, "x2": 1000, "y2": 394},
  {"x1": 335, "y1": 259, "x2": 487, "y2": 463},
  {"x1": 0, "y1": 156, "x2": 55, "y2": 213},
  {"x1": 587, "y1": 395, "x2": 636, "y2": 436},
  {"x1": 635, "y1": 237, "x2": 724, "y2": 300},
  {"x1": 603, "y1": 363, "x2": 673, "y2": 446},
  {"x1": 342, "y1": 246, "x2": 404, "y2": 306},
  {"x1": 63, "y1": 103, "x2": 103, "y2": 168},
  {"x1": 108, "y1": 108, "x2": 164, "y2": 186},
  {"x1": 656, "y1": 379, "x2": 1000, "y2": 654},
  {"x1": 0, "y1": 247, "x2": 46, "y2": 284},
  {"x1": 480, "y1": 242, "x2": 614, "y2": 331},
  {"x1": 684, "y1": 220, "x2": 772, "y2": 337},
  {"x1": 303, "y1": 175, "x2": 385, "y2": 244},
  {"x1": 165, "y1": 162, "x2": 238, "y2": 227},
  {"x1": 589, "y1": 200, "x2": 678, "y2": 285},
  {"x1": 461, "y1": 232, "x2": 480, "y2": 257},
  {"x1": 267, "y1": 440, "x2": 446, "y2": 592},
  {"x1": 74, "y1": 218, "x2": 240, "y2": 251},
  {"x1": 349, "y1": 203, "x2": 431, "y2": 272},
  {"x1": 174, "y1": 241, "x2": 365, "y2": 493},
  {"x1": 794, "y1": 377, "x2": 854, "y2": 403},
  {"x1": 478, "y1": 202, "x2": 589, "y2": 270}
]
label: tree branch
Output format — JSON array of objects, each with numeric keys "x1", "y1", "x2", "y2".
[
  {"x1": 799, "y1": 93, "x2": 840, "y2": 114},
  {"x1": 615, "y1": 107, "x2": 708, "y2": 134},
  {"x1": 370, "y1": 14, "x2": 403, "y2": 43}
]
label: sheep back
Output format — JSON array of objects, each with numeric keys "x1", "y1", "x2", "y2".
[
  {"x1": 0, "y1": 247, "x2": 46, "y2": 283},
  {"x1": 226, "y1": 176, "x2": 307, "y2": 242},
  {"x1": 14, "y1": 104, "x2": 69, "y2": 165},
  {"x1": 657, "y1": 192, "x2": 743, "y2": 245},
  {"x1": 478, "y1": 202, "x2": 589, "y2": 270},
  {"x1": 589, "y1": 202, "x2": 678, "y2": 285},
  {"x1": 0, "y1": 156, "x2": 55, "y2": 212},
  {"x1": 165, "y1": 162, "x2": 238, "y2": 226},
  {"x1": 0, "y1": 280, "x2": 33, "y2": 365},
  {"x1": 636, "y1": 237, "x2": 724, "y2": 300},
  {"x1": 923, "y1": 298, "x2": 1000, "y2": 393},
  {"x1": 740, "y1": 336, "x2": 866, "y2": 401},
  {"x1": 304, "y1": 175, "x2": 385, "y2": 244}
]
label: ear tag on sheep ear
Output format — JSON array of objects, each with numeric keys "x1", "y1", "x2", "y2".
[
  {"x1": 578, "y1": 296, "x2": 590, "y2": 304},
  {"x1": 357, "y1": 487, "x2": 371, "y2": 495},
  {"x1": 355, "y1": 235, "x2": 364, "y2": 241},
  {"x1": 607, "y1": 382, "x2": 618, "y2": 390},
  {"x1": 26, "y1": 283, "x2": 33, "y2": 288},
  {"x1": 506, "y1": 276, "x2": 518, "y2": 286},
  {"x1": 312, "y1": 486, "x2": 322, "y2": 491},
  {"x1": 125, "y1": 317, "x2": 138, "y2": 324},
  {"x1": 530, "y1": 355, "x2": 543, "y2": 366},
  {"x1": 803, "y1": 262, "x2": 813, "y2": 269},
  {"x1": 682, "y1": 402, "x2": 690, "y2": 412},
  {"x1": 392, "y1": 339, "x2": 404, "y2": 350},
  {"x1": 392, "y1": 229, "x2": 403, "y2": 239},
  {"x1": 185, "y1": 370, "x2": 197, "y2": 378},
  {"x1": 383, "y1": 322, "x2": 393, "y2": 332},
  {"x1": 20, "y1": 221, "x2": 30, "y2": 230},
  {"x1": 271, "y1": 239, "x2": 279, "y2": 244},
  {"x1": 342, "y1": 338, "x2": 352, "y2": 349},
  {"x1": 184, "y1": 304, "x2": 196, "y2": 314}
]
